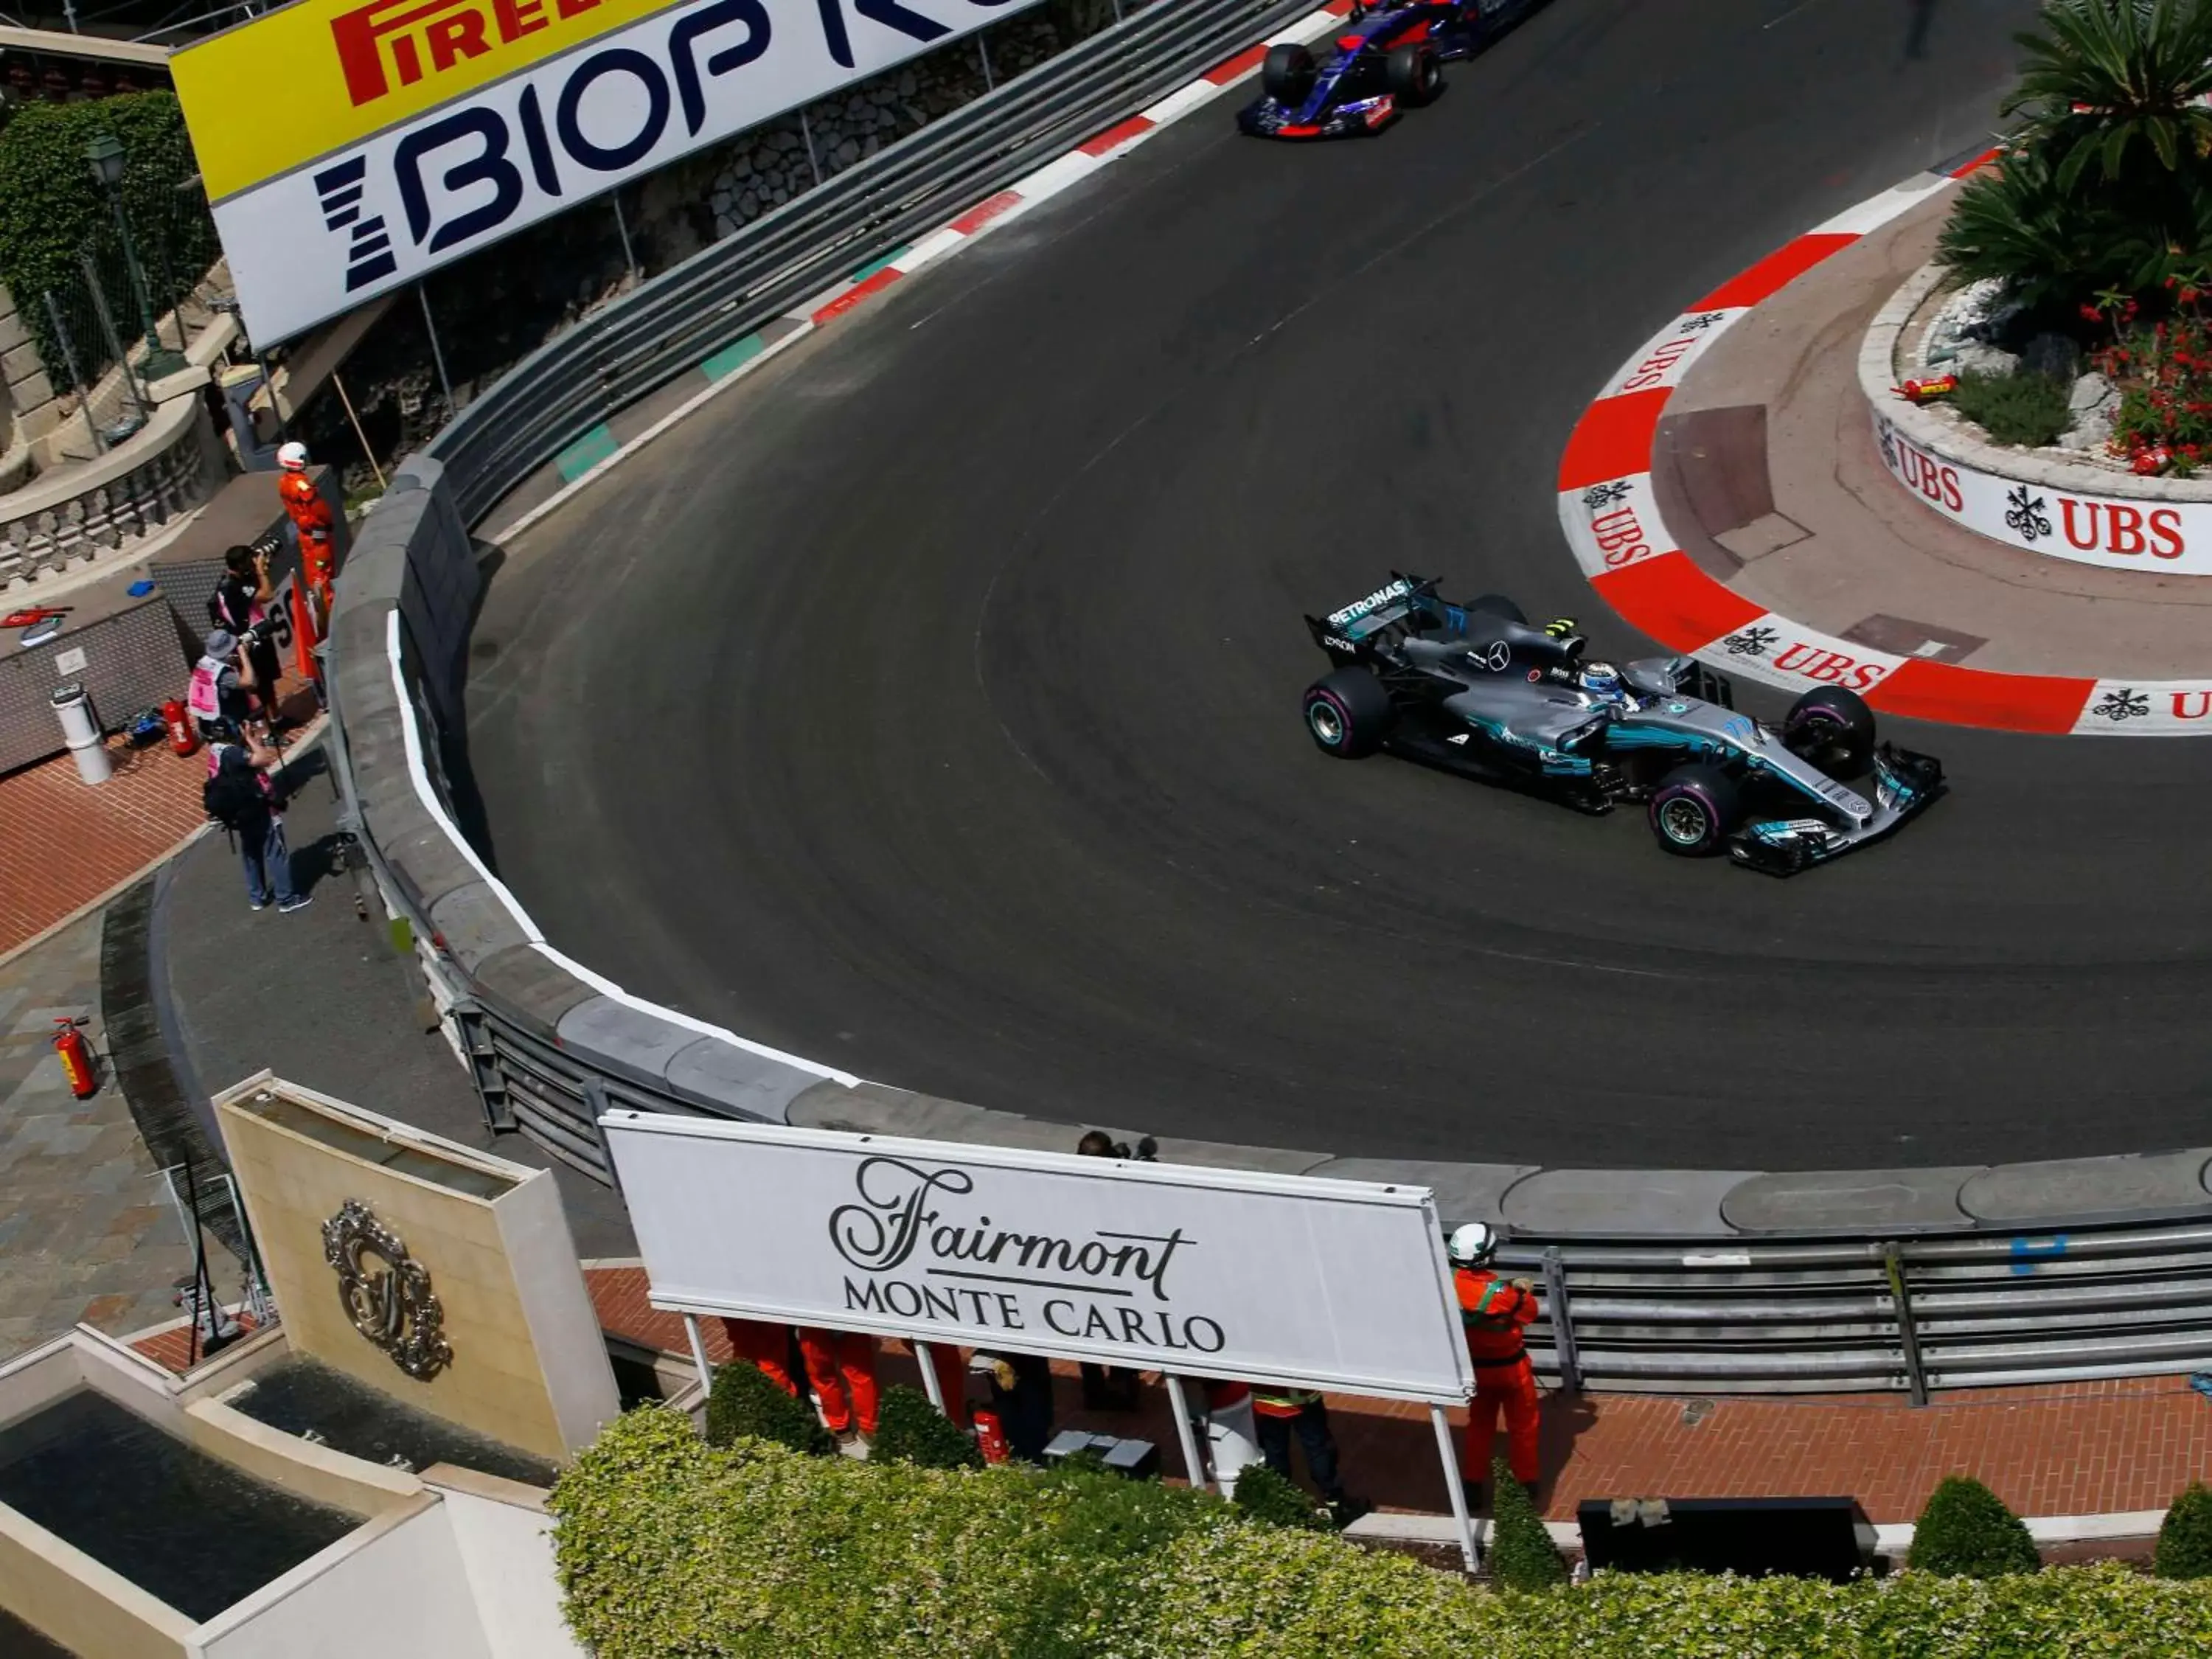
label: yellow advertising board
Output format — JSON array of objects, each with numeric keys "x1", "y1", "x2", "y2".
[{"x1": 173, "y1": 0, "x2": 682, "y2": 201}]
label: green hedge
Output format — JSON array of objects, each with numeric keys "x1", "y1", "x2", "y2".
[
  {"x1": 551, "y1": 1408, "x2": 2212, "y2": 1659},
  {"x1": 0, "y1": 91, "x2": 215, "y2": 376}
]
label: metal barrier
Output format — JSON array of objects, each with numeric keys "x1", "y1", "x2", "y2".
[
  {"x1": 420, "y1": 0, "x2": 1318, "y2": 524},
  {"x1": 314, "y1": 1, "x2": 2212, "y2": 1397}
]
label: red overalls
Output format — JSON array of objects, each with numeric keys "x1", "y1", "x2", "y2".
[{"x1": 1456, "y1": 1265, "x2": 1541, "y2": 1486}]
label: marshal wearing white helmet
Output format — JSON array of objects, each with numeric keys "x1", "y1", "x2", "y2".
[{"x1": 1446, "y1": 1221, "x2": 1543, "y2": 1499}]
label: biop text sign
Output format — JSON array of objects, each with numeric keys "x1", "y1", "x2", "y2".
[
  {"x1": 173, "y1": 0, "x2": 1040, "y2": 345},
  {"x1": 602, "y1": 1115, "x2": 1477, "y2": 1402}
]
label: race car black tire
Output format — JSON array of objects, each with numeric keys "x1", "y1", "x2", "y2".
[
  {"x1": 1467, "y1": 594, "x2": 1526, "y2": 623},
  {"x1": 1783, "y1": 686, "x2": 1877, "y2": 776},
  {"x1": 1648, "y1": 763, "x2": 1740, "y2": 857},
  {"x1": 1386, "y1": 43, "x2": 1443, "y2": 107},
  {"x1": 1262, "y1": 44, "x2": 1317, "y2": 106},
  {"x1": 1304, "y1": 668, "x2": 1394, "y2": 759}
]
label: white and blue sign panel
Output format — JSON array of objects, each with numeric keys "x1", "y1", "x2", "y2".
[{"x1": 212, "y1": 0, "x2": 1040, "y2": 346}]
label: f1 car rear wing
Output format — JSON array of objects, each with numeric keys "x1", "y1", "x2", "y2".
[{"x1": 1304, "y1": 572, "x2": 1441, "y2": 656}]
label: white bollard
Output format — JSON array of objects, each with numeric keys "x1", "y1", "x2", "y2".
[{"x1": 51, "y1": 684, "x2": 111, "y2": 786}]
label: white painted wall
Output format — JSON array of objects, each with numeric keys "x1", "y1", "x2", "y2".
[
  {"x1": 431, "y1": 1476, "x2": 587, "y2": 1659},
  {"x1": 192, "y1": 1498, "x2": 492, "y2": 1659}
]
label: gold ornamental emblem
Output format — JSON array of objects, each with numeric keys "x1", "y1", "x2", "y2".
[{"x1": 321, "y1": 1199, "x2": 453, "y2": 1380}]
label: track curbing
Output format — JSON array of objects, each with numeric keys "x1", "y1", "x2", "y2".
[{"x1": 1555, "y1": 148, "x2": 2212, "y2": 737}]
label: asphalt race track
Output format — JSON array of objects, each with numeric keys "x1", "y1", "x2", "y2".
[{"x1": 468, "y1": 0, "x2": 2205, "y2": 1174}]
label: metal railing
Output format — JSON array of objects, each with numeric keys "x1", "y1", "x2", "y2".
[
  {"x1": 425, "y1": 0, "x2": 1308, "y2": 523},
  {"x1": 319, "y1": 1, "x2": 2212, "y2": 1399}
]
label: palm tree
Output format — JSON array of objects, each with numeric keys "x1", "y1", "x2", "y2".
[{"x1": 2004, "y1": 0, "x2": 2212, "y2": 188}]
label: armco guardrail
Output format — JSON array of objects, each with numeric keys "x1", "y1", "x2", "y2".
[{"x1": 318, "y1": 4, "x2": 2212, "y2": 1397}]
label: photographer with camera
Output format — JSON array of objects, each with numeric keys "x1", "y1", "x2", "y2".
[{"x1": 208, "y1": 543, "x2": 282, "y2": 727}]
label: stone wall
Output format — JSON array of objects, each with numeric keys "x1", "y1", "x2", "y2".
[{"x1": 0, "y1": 282, "x2": 61, "y2": 469}]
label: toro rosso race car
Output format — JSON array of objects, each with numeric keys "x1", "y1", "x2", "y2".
[
  {"x1": 1301, "y1": 576, "x2": 1944, "y2": 873},
  {"x1": 1239, "y1": 0, "x2": 1545, "y2": 139}
]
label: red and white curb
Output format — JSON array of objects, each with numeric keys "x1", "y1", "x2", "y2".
[
  {"x1": 492, "y1": 4, "x2": 1357, "y2": 546},
  {"x1": 1556, "y1": 153, "x2": 2212, "y2": 737}
]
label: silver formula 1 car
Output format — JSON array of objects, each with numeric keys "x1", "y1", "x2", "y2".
[{"x1": 1301, "y1": 575, "x2": 1944, "y2": 873}]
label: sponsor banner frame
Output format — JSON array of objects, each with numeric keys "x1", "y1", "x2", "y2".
[
  {"x1": 184, "y1": 0, "x2": 1046, "y2": 344},
  {"x1": 602, "y1": 1111, "x2": 1478, "y2": 1403}
]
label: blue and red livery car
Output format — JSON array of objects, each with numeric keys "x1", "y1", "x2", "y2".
[{"x1": 1238, "y1": 0, "x2": 1547, "y2": 140}]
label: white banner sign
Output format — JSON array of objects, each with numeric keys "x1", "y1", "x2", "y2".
[
  {"x1": 1875, "y1": 407, "x2": 2212, "y2": 574},
  {"x1": 212, "y1": 0, "x2": 1040, "y2": 344},
  {"x1": 603, "y1": 1113, "x2": 1477, "y2": 1401}
]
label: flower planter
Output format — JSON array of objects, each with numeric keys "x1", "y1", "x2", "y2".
[{"x1": 1862, "y1": 261, "x2": 2212, "y2": 574}]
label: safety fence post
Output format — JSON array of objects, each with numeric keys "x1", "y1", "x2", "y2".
[
  {"x1": 419, "y1": 282, "x2": 456, "y2": 417},
  {"x1": 611, "y1": 192, "x2": 640, "y2": 282},
  {"x1": 1542, "y1": 1246, "x2": 1582, "y2": 1394},
  {"x1": 1882, "y1": 1242, "x2": 1929, "y2": 1407},
  {"x1": 977, "y1": 34, "x2": 995, "y2": 91},
  {"x1": 799, "y1": 108, "x2": 824, "y2": 187},
  {"x1": 583, "y1": 1077, "x2": 623, "y2": 1194}
]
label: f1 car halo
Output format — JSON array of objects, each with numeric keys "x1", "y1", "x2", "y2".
[{"x1": 1301, "y1": 576, "x2": 1944, "y2": 874}]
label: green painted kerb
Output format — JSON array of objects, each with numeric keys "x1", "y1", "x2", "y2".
[
  {"x1": 554, "y1": 425, "x2": 619, "y2": 483},
  {"x1": 700, "y1": 333, "x2": 768, "y2": 381}
]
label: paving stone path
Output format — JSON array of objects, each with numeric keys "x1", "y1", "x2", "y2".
[{"x1": 0, "y1": 913, "x2": 214, "y2": 1360}]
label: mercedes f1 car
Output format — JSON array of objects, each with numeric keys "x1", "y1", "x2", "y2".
[
  {"x1": 1301, "y1": 576, "x2": 1944, "y2": 873},
  {"x1": 1238, "y1": 0, "x2": 1546, "y2": 139}
]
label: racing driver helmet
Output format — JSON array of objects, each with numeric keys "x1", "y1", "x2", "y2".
[{"x1": 1578, "y1": 661, "x2": 1627, "y2": 703}]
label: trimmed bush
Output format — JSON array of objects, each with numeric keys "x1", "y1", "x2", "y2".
[
  {"x1": 1487, "y1": 1455, "x2": 1565, "y2": 1591},
  {"x1": 2157, "y1": 1481, "x2": 2212, "y2": 1579},
  {"x1": 1232, "y1": 1460, "x2": 1332, "y2": 1530},
  {"x1": 1907, "y1": 1475, "x2": 2042, "y2": 1577},
  {"x1": 873, "y1": 1383, "x2": 982, "y2": 1468},
  {"x1": 552, "y1": 1408, "x2": 2212, "y2": 1658},
  {"x1": 702, "y1": 1357, "x2": 832, "y2": 1456},
  {"x1": 1949, "y1": 369, "x2": 2075, "y2": 448}
]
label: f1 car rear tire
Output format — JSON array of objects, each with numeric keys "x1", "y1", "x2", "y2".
[
  {"x1": 1262, "y1": 43, "x2": 1317, "y2": 105},
  {"x1": 1648, "y1": 763, "x2": 1740, "y2": 857},
  {"x1": 1304, "y1": 668, "x2": 1394, "y2": 759},
  {"x1": 1783, "y1": 686, "x2": 1876, "y2": 776},
  {"x1": 1386, "y1": 43, "x2": 1443, "y2": 107},
  {"x1": 1467, "y1": 594, "x2": 1526, "y2": 623}
]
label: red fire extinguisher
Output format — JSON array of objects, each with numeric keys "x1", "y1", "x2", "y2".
[
  {"x1": 162, "y1": 698, "x2": 199, "y2": 758},
  {"x1": 52, "y1": 1018, "x2": 97, "y2": 1099},
  {"x1": 973, "y1": 1408, "x2": 1010, "y2": 1465}
]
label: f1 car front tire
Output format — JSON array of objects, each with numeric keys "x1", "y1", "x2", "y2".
[
  {"x1": 1648, "y1": 763, "x2": 1739, "y2": 857},
  {"x1": 1783, "y1": 686, "x2": 1876, "y2": 777},
  {"x1": 1385, "y1": 43, "x2": 1443, "y2": 107},
  {"x1": 1304, "y1": 668, "x2": 1394, "y2": 759},
  {"x1": 1262, "y1": 43, "x2": 1317, "y2": 105}
]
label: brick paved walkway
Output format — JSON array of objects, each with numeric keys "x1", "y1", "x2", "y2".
[
  {"x1": 582, "y1": 1266, "x2": 2212, "y2": 1523},
  {"x1": 0, "y1": 739, "x2": 209, "y2": 961},
  {"x1": 0, "y1": 912, "x2": 221, "y2": 1360}
]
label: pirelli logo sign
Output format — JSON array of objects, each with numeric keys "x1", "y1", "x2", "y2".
[
  {"x1": 172, "y1": 0, "x2": 1032, "y2": 346},
  {"x1": 330, "y1": 0, "x2": 610, "y2": 107}
]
